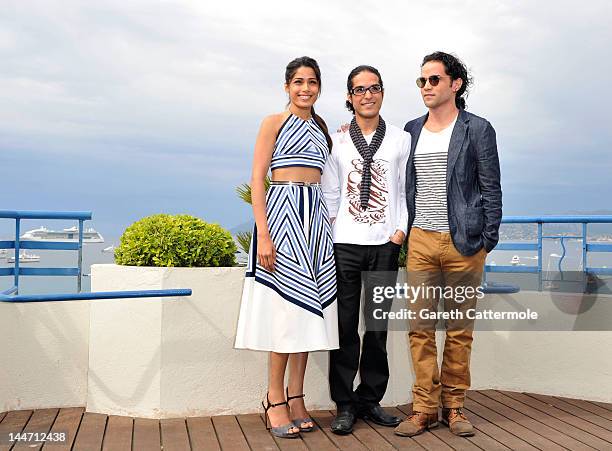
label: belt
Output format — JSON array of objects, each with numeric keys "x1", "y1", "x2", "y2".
[{"x1": 270, "y1": 181, "x2": 321, "y2": 187}]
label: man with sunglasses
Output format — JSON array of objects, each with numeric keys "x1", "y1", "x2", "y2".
[
  {"x1": 394, "y1": 52, "x2": 502, "y2": 438},
  {"x1": 322, "y1": 65, "x2": 410, "y2": 434}
]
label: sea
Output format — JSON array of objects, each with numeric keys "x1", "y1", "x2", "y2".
[
  {"x1": 1, "y1": 238, "x2": 610, "y2": 296},
  {"x1": 0, "y1": 241, "x2": 116, "y2": 295}
]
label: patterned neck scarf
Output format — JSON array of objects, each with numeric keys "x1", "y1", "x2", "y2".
[{"x1": 349, "y1": 116, "x2": 386, "y2": 210}]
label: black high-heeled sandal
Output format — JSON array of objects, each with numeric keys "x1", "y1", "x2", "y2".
[
  {"x1": 286, "y1": 388, "x2": 315, "y2": 432},
  {"x1": 262, "y1": 393, "x2": 300, "y2": 439}
]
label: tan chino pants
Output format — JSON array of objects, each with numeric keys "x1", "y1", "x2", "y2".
[{"x1": 406, "y1": 227, "x2": 486, "y2": 413}]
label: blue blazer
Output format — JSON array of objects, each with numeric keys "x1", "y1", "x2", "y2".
[{"x1": 404, "y1": 109, "x2": 502, "y2": 256}]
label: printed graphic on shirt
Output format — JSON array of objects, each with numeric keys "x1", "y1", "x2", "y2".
[{"x1": 346, "y1": 158, "x2": 389, "y2": 225}]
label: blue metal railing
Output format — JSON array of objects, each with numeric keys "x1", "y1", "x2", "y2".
[
  {"x1": 484, "y1": 215, "x2": 612, "y2": 292},
  {"x1": 0, "y1": 210, "x2": 191, "y2": 302},
  {"x1": 3, "y1": 211, "x2": 609, "y2": 299}
]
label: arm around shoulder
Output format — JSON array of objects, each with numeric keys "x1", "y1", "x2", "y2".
[{"x1": 321, "y1": 139, "x2": 341, "y2": 218}]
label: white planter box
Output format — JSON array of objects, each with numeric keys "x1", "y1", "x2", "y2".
[{"x1": 89, "y1": 264, "x2": 253, "y2": 418}]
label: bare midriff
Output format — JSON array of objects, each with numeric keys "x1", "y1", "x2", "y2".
[{"x1": 271, "y1": 167, "x2": 322, "y2": 183}]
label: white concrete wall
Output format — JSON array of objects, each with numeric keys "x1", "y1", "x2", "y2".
[
  {"x1": 470, "y1": 290, "x2": 612, "y2": 401},
  {"x1": 0, "y1": 300, "x2": 89, "y2": 412},
  {"x1": 3, "y1": 264, "x2": 611, "y2": 418},
  {"x1": 88, "y1": 265, "x2": 165, "y2": 417}
]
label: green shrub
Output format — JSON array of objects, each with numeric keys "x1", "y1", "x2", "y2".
[
  {"x1": 115, "y1": 214, "x2": 236, "y2": 267},
  {"x1": 398, "y1": 241, "x2": 407, "y2": 268}
]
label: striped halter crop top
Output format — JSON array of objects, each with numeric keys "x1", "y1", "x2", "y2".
[{"x1": 270, "y1": 113, "x2": 330, "y2": 173}]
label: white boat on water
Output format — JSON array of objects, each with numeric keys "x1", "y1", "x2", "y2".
[
  {"x1": 102, "y1": 245, "x2": 116, "y2": 253},
  {"x1": 8, "y1": 251, "x2": 40, "y2": 263},
  {"x1": 20, "y1": 226, "x2": 104, "y2": 243}
]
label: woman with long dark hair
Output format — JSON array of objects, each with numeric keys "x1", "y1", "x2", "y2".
[{"x1": 235, "y1": 56, "x2": 338, "y2": 438}]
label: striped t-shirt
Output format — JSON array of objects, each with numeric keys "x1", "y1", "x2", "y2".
[{"x1": 412, "y1": 118, "x2": 456, "y2": 232}]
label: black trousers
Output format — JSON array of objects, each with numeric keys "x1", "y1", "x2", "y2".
[{"x1": 329, "y1": 241, "x2": 401, "y2": 410}]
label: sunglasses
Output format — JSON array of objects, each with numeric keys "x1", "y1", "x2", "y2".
[
  {"x1": 350, "y1": 84, "x2": 383, "y2": 96},
  {"x1": 416, "y1": 75, "x2": 450, "y2": 88}
]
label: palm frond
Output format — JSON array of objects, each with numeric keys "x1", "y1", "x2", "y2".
[
  {"x1": 235, "y1": 176, "x2": 271, "y2": 206},
  {"x1": 236, "y1": 231, "x2": 252, "y2": 254},
  {"x1": 236, "y1": 183, "x2": 252, "y2": 204}
]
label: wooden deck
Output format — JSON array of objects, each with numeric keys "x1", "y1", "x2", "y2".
[{"x1": 1, "y1": 390, "x2": 611, "y2": 450}]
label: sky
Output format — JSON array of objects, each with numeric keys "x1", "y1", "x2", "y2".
[{"x1": 1, "y1": 0, "x2": 611, "y2": 239}]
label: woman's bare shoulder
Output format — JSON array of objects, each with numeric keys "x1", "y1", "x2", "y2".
[{"x1": 260, "y1": 111, "x2": 291, "y2": 133}]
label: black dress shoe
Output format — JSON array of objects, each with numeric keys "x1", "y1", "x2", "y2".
[
  {"x1": 359, "y1": 405, "x2": 401, "y2": 427},
  {"x1": 331, "y1": 409, "x2": 357, "y2": 435}
]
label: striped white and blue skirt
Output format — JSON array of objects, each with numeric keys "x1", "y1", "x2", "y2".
[{"x1": 235, "y1": 182, "x2": 339, "y2": 352}]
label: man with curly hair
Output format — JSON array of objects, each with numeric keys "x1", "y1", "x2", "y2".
[{"x1": 395, "y1": 52, "x2": 502, "y2": 438}]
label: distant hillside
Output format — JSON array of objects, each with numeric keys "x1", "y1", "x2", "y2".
[
  {"x1": 230, "y1": 221, "x2": 253, "y2": 235},
  {"x1": 228, "y1": 211, "x2": 612, "y2": 239},
  {"x1": 562, "y1": 210, "x2": 612, "y2": 215},
  {"x1": 500, "y1": 210, "x2": 612, "y2": 240},
  {"x1": 561, "y1": 210, "x2": 612, "y2": 235}
]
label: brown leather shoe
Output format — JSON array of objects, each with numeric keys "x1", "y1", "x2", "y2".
[
  {"x1": 441, "y1": 408, "x2": 475, "y2": 436},
  {"x1": 394, "y1": 411, "x2": 438, "y2": 437}
]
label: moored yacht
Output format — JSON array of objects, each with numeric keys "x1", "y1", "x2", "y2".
[{"x1": 8, "y1": 250, "x2": 41, "y2": 263}]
